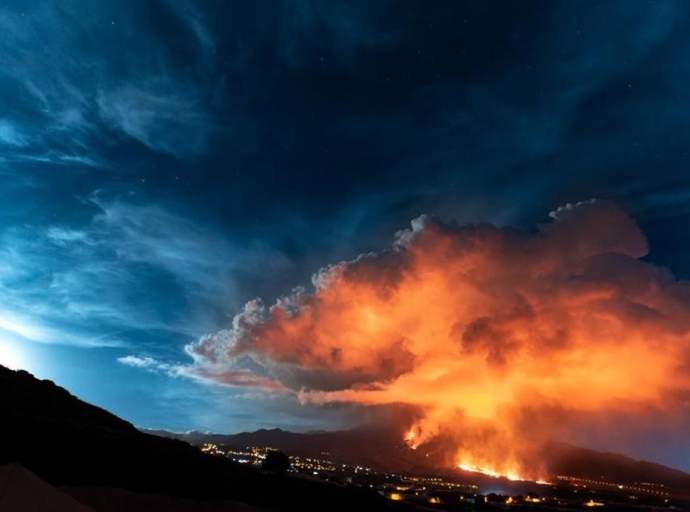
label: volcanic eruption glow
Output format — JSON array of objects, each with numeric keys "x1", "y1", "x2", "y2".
[
  {"x1": 457, "y1": 463, "x2": 523, "y2": 481},
  {"x1": 404, "y1": 428, "x2": 420, "y2": 449},
  {"x1": 187, "y1": 200, "x2": 690, "y2": 480}
]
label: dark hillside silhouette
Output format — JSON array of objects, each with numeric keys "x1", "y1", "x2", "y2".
[{"x1": 0, "y1": 365, "x2": 414, "y2": 512}]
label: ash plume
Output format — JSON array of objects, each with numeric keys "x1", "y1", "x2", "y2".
[{"x1": 187, "y1": 200, "x2": 690, "y2": 477}]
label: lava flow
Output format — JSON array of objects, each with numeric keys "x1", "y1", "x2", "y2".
[{"x1": 457, "y1": 464, "x2": 523, "y2": 482}]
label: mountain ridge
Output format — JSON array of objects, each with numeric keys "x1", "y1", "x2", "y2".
[{"x1": 144, "y1": 426, "x2": 690, "y2": 495}]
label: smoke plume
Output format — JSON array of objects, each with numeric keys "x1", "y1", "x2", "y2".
[{"x1": 187, "y1": 200, "x2": 690, "y2": 478}]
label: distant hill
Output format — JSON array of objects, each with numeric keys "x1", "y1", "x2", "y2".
[
  {"x1": 145, "y1": 427, "x2": 427, "y2": 472},
  {"x1": 545, "y1": 441, "x2": 690, "y2": 493},
  {"x1": 147, "y1": 426, "x2": 690, "y2": 498},
  {"x1": 0, "y1": 365, "x2": 412, "y2": 512}
]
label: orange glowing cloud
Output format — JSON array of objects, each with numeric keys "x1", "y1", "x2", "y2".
[{"x1": 187, "y1": 200, "x2": 690, "y2": 478}]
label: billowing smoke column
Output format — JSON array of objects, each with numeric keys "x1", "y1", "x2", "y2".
[{"x1": 188, "y1": 200, "x2": 690, "y2": 479}]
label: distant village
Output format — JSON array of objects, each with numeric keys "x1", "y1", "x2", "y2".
[{"x1": 199, "y1": 443, "x2": 686, "y2": 511}]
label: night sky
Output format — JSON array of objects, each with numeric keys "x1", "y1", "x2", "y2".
[{"x1": 2, "y1": 1, "x2": 690, "y2": 471}]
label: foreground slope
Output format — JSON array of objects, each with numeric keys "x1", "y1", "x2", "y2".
[
  {"x1": 0, "y1": 464, "x2": 95, "y2": 512},
  {"x1": 0, "y1": 366, "x2": 411, "y2": 512}
]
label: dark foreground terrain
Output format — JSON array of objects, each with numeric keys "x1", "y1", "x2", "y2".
[
  {"x1": 0, "y1": 365, "x2": 412, "y2": 512},
  {"x1": 2, "y1": 364, "x2": 689, "y2": 511}
]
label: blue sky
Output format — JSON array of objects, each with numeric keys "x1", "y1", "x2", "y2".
[{"x1": 1, "y1": 0, "x2": 690, "y2": 470}]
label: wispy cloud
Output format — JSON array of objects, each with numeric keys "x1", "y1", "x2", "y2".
[
  {"x1": 0, "y1": 1, "x2": 218, "y2": 162},
  {"x1": 0, "y1": 190, "x2": 260, "y2": 350},
  {"x1": 0, "y1": 120, "x2": 28, "y2": 147},
  {"x1": 117, "y1": 353, "x2": 284, "y2": 390},
  {"x1": 116, "y1": 355, "x2": 160, "y2": 369},
  {"x1": 97, "y1": 84, "x2": 210, "y2": 158}
]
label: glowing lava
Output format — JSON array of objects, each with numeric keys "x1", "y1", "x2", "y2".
[
  {"x1": 457, "y1": 463, "x2": 524, "y2": 481},
  {"x1": 404, "y1": 428, "x2": 420, "y2": 450}
]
